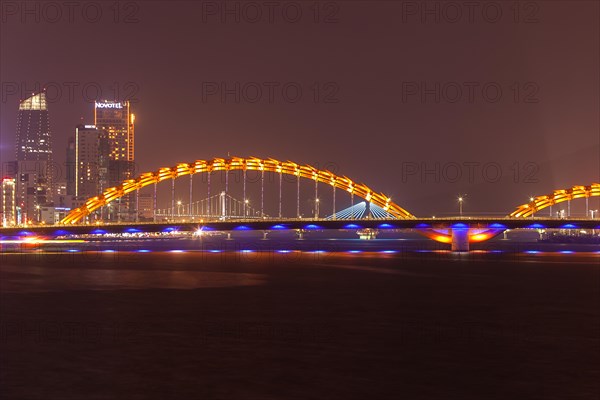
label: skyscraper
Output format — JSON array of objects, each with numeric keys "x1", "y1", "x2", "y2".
[
  {"x1": 66, "y1": 136, "x2": 76, "y2": 196},
  {"x1": 94, "y1": 100, "x2": 135, "y2": 162},
  {"x1": 75, "y1": 125, "x2": 109, "y2": 199},
  {"x1": 16, "y1": 92, "x2": 52, "y2": 161},
  {"x1": 94, "y1": 100, "x2": 136, "y2": 220},
  {"x1": 15, "y1": 91, "x2": 53, "y2": 223}
]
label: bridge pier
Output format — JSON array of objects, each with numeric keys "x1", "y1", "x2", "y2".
[
  {"x1": 226, "y1": 232, "x2": 233, "y2": 240},
  {"x1": 451, "y1": 228, "x2": 470, "y2": 252},
  {"x1": 296, "y1": 229, "x2": 304, "y2": 240},
  {"x1": 262, "y1": 230, "x2": 269, "y2": 240}
]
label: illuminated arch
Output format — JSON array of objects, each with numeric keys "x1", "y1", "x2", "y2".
[
  {"x1": 61, "y1": 156, "x2": 415, "y2": 224},
  {"x1": 509, "y1": 183, "x2": 600, "y2": 218}
]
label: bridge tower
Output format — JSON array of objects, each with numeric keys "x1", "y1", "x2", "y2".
[{"x1": 220, "y1": 191, "x2": 226, "y2": 219}]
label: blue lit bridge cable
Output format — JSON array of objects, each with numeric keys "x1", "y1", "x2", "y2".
[{"x1": 326, "y1": 202, "x2": 397, "y2": 220}]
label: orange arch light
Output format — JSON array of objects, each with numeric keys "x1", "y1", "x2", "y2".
[
  {"x1": 509, "y1": 183, "x2": 599, "y2": 218},
  {"x1": 61, "y1": 156, "x2": 415, "y2": 224}
]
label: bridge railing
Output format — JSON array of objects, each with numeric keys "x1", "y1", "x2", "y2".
[{"x1": 3, "y1": 215, "x2": 600, "y2": 230}]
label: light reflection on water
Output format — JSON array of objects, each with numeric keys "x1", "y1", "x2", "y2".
[
  {"x1": 1, "y1": 243, "x2": 598, "y2": 295},
  {"x1": 0, "y1": 261, "x2": 267, "y2": 294},
  {"x1": 2, "y1": 248, "x2": 599, "y2": 256}
]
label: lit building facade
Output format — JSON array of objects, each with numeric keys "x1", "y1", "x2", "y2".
[
  {"x1": 40, "y1": 206, "x2": 71, "y2": 225},
  {"x1": 94, "y1": 100, "x2": 136, "y2": 220},
  {"x1": 15, "y1": 92, "x2": 53, "y2": 223},
  {"x1": 2, "y1": 178, "x2": 16, "y2": 227},
  {"x1": 138, "y1": 193, "x2": 154, "y2": 220},
  {"x1": 75, "y1": 125, "x2": 109, "y2": 199},
  {"x1": 94, "y1": 100, "x2": 135, "y2": 162},
  {"x1": 66, "y1": 136, "x2": 76, "y2": 196}
]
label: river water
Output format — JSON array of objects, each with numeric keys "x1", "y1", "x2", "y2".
[{"x1": 1, "y1": 237, "x2": 598, "y2": 399}]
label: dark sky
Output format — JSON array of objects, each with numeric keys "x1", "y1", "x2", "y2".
[{"x1": 1, "y1": 1, "x2": 599, "y2": 216}]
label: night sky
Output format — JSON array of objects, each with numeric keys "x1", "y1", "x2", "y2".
[{"x1": 1, "y1": 1, "x2": 598, "y2": 216}]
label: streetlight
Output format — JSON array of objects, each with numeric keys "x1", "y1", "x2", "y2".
[
  {"x1": 177, "y1": 200, "x2": 182, "y2": 216},
  {"x1": 35, "y1": 205, "x2": 41, "y2": 224},
  {"x1": 529, "y1": 197, "x2": 535, "y2": 219},
  {"x1": 315, "y1": 198, "x2": 320, "y2": 219},
  {"x1": 244, "y1": 199, "x2": 249, "y2": 217},
  {"x1": 457, "y1": 195, "x2": 466, "y2": 217},
  {"x1": 591, "y1": 210, "x2": 598, "y2": 219}
]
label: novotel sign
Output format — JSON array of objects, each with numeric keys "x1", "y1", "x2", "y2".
[{"x1": 95, "y1": 102, "x2": 124, "y2": 109}]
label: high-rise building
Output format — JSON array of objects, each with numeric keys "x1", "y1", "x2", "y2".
[
  {"x1": 94, "y1": 100, "x2": 136, "y2": 220},
  {"x1": 2, "y1": 178, "x2": 16, "y2": 227},
  {"x1": 94, "y1": 100, "x2": 135, "y2": 162},
  {"x1": 15, "y1": 91, "x2": 53, "y2": 223},
  {"x1": 75, "y1": 125, "x2": 109, "y2": 199},
  {"x1": 66, "y1": 136, "x2": 76, "y2": 196},
  {"x1": 16, "y1": 92, "x2": 52, "y2": 161}
]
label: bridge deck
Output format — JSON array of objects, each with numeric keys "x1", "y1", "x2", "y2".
[{"x1": 1, "y1": 218, "x2": 599, "y2": 236}]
